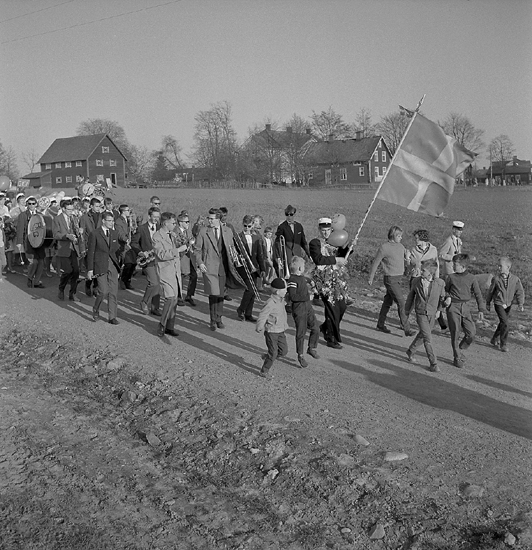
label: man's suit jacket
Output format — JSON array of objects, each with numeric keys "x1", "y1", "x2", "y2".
[
  {"x1": 193, "y1": 225, "x2": 244, "y2": 295},
  {"x1": 87, "y1": 227, "x2": 121, "y2": 276},
  {"x1": 439, "y1": 235, "x2": 462, "y2": 276},
  {"x1": 79, "y1": 210, "x2": 101, "y2": 249},
  {"x1": 236, "y1": 232, "x2": 266, "y2": 273},
  {"x1": 275, "y1": 220, "x2": 309, "y2": 260},
  {"x1": 405, "y1": 276, "x2": 446, "y2": 317},
  {"x1": 131, "y1": 222, "x2": 159, "y2": 267},
  {"x1": 53, "y1": 212, "x2": 84, "y2": 258}
]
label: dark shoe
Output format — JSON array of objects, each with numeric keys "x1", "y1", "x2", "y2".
[
  {"x1": 140, "y1": 301, "x2": 149, "y2": 315},
  {"x1": 327, "y1": 342, "x2": 342, "y2": 349},
  {"x1": 92, "y1": 310, "x2": 100, "y2": 322},
  {"x1": 307, "y1": 348, "x2": 320, "y2": 359},
  {"x1": 459, "y1": 338, "x2": 471, "y2": 350},
  {"x1": 490, "y1": 336, "x2": 499, "y2": 347},
  {"x1": 404, "y1": 330, "x2": 415, "y2": 337},
  {"x1": 429, "y1": 363, "x2": 440, "y2": 372},
  {"x1": 33, "y1": 282, "x2": 44, "y2": 289},
  {"x1": 119, "y1": 280, "x2": 126, "y2": 290},
  {"x1": 236, "y1": 308, "x2": 245, "y2": 321},
  {"x1": 185, "y1": 296, "x2": 196, "y2": 306},
  {"x1": 223, "y1": 295, "x2": 232, "y2": 301},
  {"x1": 151, "y1": 309, "x2": 162, "y2": 317},
  {"x1": 454, "y1": 359, "x2": 465, "y2": 369},
  {"x1": 125, "y1": 283, "x2": 134, "y2": 290},
  {"x1": 216, "y1": 321, "x2": 225, "y2": 329},
  {"x1": 58, "y1": 290, "x2": 65, "y2": 301},
  {"x1": 406, "y1": 349, "x2": 417, "y2": 364},
  {"x1": 157, "y1": 324, "x2": 165, "y2": 337},
  {"x1": 177, "y1": 298, "x2": 186, "y2": 306},
  {"x1": 500, "y1": 344, "x2": 508, "y2": 352},
  {"x1": 297, "y1": 355, "x2": 309, "y2": 368},
  {"x1": 261, "y1": 353, "x2": 268, "y2": 361},
  {"x1": 377, "y1": 325, "x2": 391, "y2": 334},
  {"x1": 108, "y1": 318, "x2": 119, "y2": 325},
  {"x1": 259, "y1": 370, "x2": 271, "y2": 380},
  {"x1": 165, "y1": 329, "x2": 179, "y2": 337},
  {"x1": 69, "y1": 294, "x2": 80, "y2": 302},
  {"x1": 27, "y1": 278, "x2": 33, "y2": 288},
  {"x1": 210, "y1": 322, "x2": 217, "y2": 331},
  {"x1": 245, "y1": 315, "x2": 257, "y2": 323}
]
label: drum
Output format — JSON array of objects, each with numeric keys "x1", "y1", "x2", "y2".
[{"x1": 27, "y1": 213, "x2": 53, "y2": 249}]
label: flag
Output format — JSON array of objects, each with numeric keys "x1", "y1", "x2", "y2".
[{"x1": 378, "y1": 114, "x2": 476, "y2": 216}]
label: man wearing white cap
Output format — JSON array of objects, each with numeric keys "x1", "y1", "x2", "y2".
[{"x1": 439, "y1": 221, "x2": 464, "y2": 277}]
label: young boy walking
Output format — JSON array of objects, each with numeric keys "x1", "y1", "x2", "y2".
[
  {"x1": 486, "y1": 256, "x2": 525, "y2": 352},
  {"x1": 256, "y1": 278, "x2": 289, "y2": 379},
  {"x1": 444, "y1": 254, "x2": 487, "y2": 368},
  {"x1": 287, "y1": 256, "x2": 320, "y2": 368},
  {"x1": 405, "y1": 259, "x2": 446, "y2": 372}
]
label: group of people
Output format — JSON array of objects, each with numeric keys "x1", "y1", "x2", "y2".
[{"x1": 0, "y1": 192, "x2": 526, "y2": 379}]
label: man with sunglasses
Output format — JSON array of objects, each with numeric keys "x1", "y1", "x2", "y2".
[
  {"x1": 236, "y1": 215, "x2": 265, "y2": 322},
  {"x1": 273, "y1": 204, "x2": 309, "y2": 277},
  {"x1": 175, "y1": 211, "x2": 197, "y2": 306}
]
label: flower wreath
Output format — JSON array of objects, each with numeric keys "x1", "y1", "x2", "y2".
[{"x1": 311, "y1": 238, "x2": 350, "y2": 305}]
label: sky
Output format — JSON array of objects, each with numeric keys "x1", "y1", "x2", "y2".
[{"x1": 1, "y1": 0, "x2": 531, "y2": 173}]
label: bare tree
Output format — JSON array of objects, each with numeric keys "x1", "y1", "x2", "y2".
[
  {"x1": 191, "y1": 101, "x2": 238, "y2": 180},
  {"x1": 161, "y1": 135, "x2": 185, "y2": 170},
  {"x1": 284, "y1": 113, "x2": 310, "y2": 134},
  {"x1": 439, "y1": 112, "x2": 484, "y2": 153},
  {"x1": 489, "y1": 134, "x2": 516, "y2": 182},
  {"x1": 310, "y1": 107, "x2": 351, "y2": 140},
  {"x1": 21, "y1": 147, "x2": 40, "y2": 173},
  {"x1": 375, "y1": 111, "x2": 410, "y2": 155},
  {"x1": 0, "y1": 142, "x2": 19, "y2": 181},
  {"x1": 351, "y1": 107, "x2": 376, "y2": 138},
  {"x1": 127, "y1": 145, "x2": 156, "y2": 183}
]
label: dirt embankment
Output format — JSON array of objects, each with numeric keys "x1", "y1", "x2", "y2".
[{"x1": 1, "y1": 274, "x2": 532, "y2": 549}]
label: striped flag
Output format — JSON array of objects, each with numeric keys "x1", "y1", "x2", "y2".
[{"x1": 378, "y1": 113, "x2": 476, "y2": 216}]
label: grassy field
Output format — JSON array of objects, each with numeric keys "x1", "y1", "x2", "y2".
[{"x1": 109, "y1": 185, "x2": 532, "y2": 291}]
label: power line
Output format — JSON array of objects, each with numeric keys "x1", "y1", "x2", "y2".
[
  {"x1": 1, "y1": 0, "x2": 182, "y2": 45},
  {"x1": 0, "y1": 0, "x2": 76, "y2": 25}
]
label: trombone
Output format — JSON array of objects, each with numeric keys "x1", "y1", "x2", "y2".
[
  {"x1": 233, "y1": 232, "x2": 262, "y2": 303},
  {"x1": 276, "y1": 235, "x2": 290, "y2": 279}
]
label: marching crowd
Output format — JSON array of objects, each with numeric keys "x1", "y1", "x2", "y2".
[{"x1": 0, "y1": 190, "x2": 526, "y2": 379}]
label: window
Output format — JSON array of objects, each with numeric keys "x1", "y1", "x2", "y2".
[
  {"x1": 374, "y1": 151, "x2": 378, "y2": 161},
  {"x1": 102, "y1": 146, "x2": 109, "y2": 153},
  {"x1": 97, "y1": 174, "x2": 104, "y2": 182},
  {"x1": 76, "y1": 161, "x2": 82, "y2": 167},
  {"x1": 308, "y1": 170, "x2": 313, "y2": 180},
  {"x1": 375, "y1": 166, "x2": 380, "y2": 178},
  {"x1": 359, "y1": 166, "x2": 365, "y2": 177},
  {"x1": 340, "y1": 167, "x2": 347, "y2": 180},
  {"x1": 96, "y1": 159, "x2": 104, "y2": 167},
  {"x1": 56, "y1": 176, "x2": 62, "y2": 184},
  {"x1": 66, "y1": 176, "x2": 72, "y2": 183},
  {"x1": 55, "y1": 162, "x2": 62, "y2": 168},
  {"x1": 382, "y1": 167, "x2": 387, "y2": 176},
  {"x1": 45, "y1": 163, "x2": 51, "y2": 169},
  {"x1": 325, "y1": 169, "x2": 332, "y2": 185},
  {"x1": 381, "y1": 151, "x2": 386, "y2": 162},
  {"x1": 65, "y1": 161, "x2": 72, "y2": 168},
  {"x1": 110, "y1": 159, "x2": 117, "y2": 167}
]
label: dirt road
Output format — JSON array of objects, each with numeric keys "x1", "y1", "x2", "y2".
[{"x1": 1, "y1": 271, "x2": 531, "y2": 549}]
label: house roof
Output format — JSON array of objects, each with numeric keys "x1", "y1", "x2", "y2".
[
  {"x1": 253, "y1": 129, "x2": 315, "y2": 150},
  {"x1": 38, "y1": 134, "x2": 127, "y2": 164},
  {"x1": 21, "y1": 171, "x2": 52, "y2": 179},
  {"x1": 305, "y1": 136, "x2": 384, "y2": 164}
]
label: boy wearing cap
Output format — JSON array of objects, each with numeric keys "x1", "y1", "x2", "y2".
[
  {"x1": 439, "y1": 221, "x2": 464, "y2": 276},
  {"x1": 256, "y1": 278, "x2": 289, "y2": 379}
]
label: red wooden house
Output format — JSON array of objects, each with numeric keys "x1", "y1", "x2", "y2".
[{"x1": 38, "y1": 134, "x2": 127, "y2": 188}]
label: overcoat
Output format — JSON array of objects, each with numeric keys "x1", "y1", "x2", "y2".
[
  {"x1": 193, "y1": 225, "x2": 245, "y2": 295},
  {"x1": 152, "y1": 229, "x2": 182, "y2": 299}
]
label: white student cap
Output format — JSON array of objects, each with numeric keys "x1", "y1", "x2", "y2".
[
  {"x1": 318, "y1": 217, "x2": 332, "y2": 227},
  {"x1": 452, "y1": 221, "x2": 465, "y2": 229}
]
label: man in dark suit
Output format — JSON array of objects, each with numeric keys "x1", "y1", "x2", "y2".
[
  {"x1": 87, "y1": 211, "x2": 121, "y2": 324},
  {"x1": 193, "y1": 208, "x2": 245, "y2": 331},
  {"x1": 236, "y1": 215, "x2": 265, "y2": 322},
  {"x1": 274, "y1": 204, "x2": 309, "y2": 277},
  {"x1": 115, "y1": 204, "x2": 136, "y2": 290},
  {"x1": 79, "y1": 197, "x2": 102, "y2": 296},
  {"x1": 53, "y1": 199, "x2": 85, "y2": 301},
  {"x1": 131, "y1": 207, "x2": 161, "y2": 316},
  {"x1": 175, "y1": 211, "x2": 197, "y2": 306}
]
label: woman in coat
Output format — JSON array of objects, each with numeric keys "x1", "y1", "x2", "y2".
[{"x1": 152, "y1": 212, "x2": 187, "y2": 338}]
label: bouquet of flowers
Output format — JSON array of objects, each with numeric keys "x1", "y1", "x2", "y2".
[
  {"x1": 136, "y1": 249, "x2": 156, "y2": 268},
  {"x1": 312, "y1": 263, "x2": 351, "y2": 305}
]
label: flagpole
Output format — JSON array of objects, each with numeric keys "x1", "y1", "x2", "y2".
[{"x1": 345, "y1": 95, "x2": 425, "y2": 259}]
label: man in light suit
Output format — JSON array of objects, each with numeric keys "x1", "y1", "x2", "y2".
[
  {"x1": 53, "y1": 199, "x2": 85, "y2": 301},
  {"x1": 274, "y1": 204, "x2": 309, "y2": 277},
  {"x1": 87, "y1": 211, "x2": 121, "y2": 324},
  {"x1": 131, "y1": 207, "x2": 161, "y2": 316},
  {"x1": 236, "y1": 215, "x2": 265, "y2": 322},
  {"x1": 194, "y1": 208, "x2": 245, "y2": 331}
]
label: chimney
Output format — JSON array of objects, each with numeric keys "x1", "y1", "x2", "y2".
[
  {"x1": 286, "y1": 126, "x2": 292, "y2": 133},
  {"x1": 513, "y1": 155, "x2": 518, "y2": 164},
  {"x1": 265, "y1": 124, "x2": 271, "y2": 131},
  {"x1": 355, "y1": 130, "x2": 363, "y2": 140},
  {"x1": 305, "y1": 128, "x2": 311, "y2": 135}
]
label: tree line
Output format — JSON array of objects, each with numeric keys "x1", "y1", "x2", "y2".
[{"x1": 0, "y1": 102, "x2": 518, "y2": 185}]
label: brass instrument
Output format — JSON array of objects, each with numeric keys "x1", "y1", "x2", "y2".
[
  {"x1": 136, "y1": 249, "x2": 156, "y2": 268},
  {"x1": 233, "y1": 232, "x2": 262, "y2": 303},
  {"x1": 276, "y1": 235, "x2": 290, "y2": 279}
]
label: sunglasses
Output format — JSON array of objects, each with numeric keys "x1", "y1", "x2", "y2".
[
  {"x1": 27, "y1": 202, "x2": 37, "y2": 206},
  {"x1": 286, "y1": 213, "x2": 295, "y2": 217},
  {"x1": 243, "y1": 224, "x2": 253, "y2": 228}
]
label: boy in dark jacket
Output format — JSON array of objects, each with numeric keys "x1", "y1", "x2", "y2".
[
  {"x1": 486, "y1": 256, "x2": 525, "y2": 352},
  {"x1": 444, "y1": 254, "x2": 487, "y2": 368},
  {"x1": 287, "y1": 256, "x2": 319, "y2": 368},
  {"x1": 405, "y1": 259, "x2": 446, "y2": 372}
]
